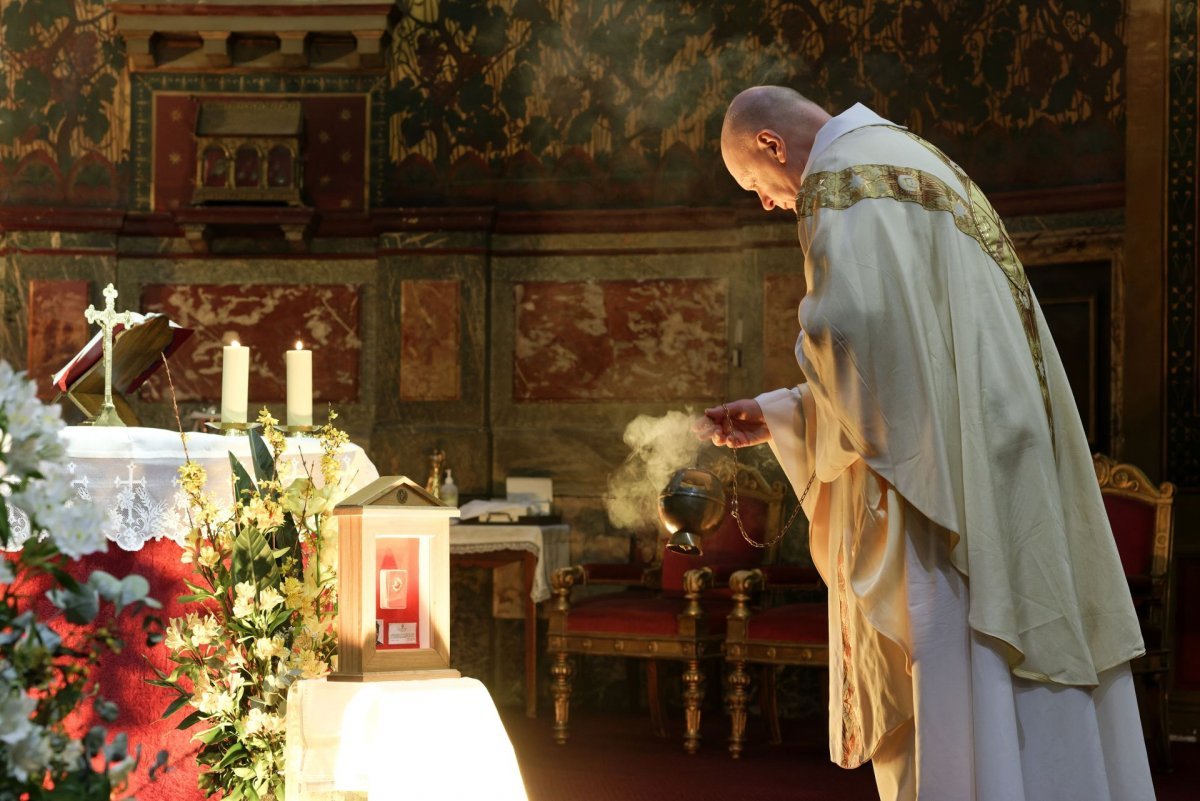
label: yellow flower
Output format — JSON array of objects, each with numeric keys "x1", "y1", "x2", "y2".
[
  {"x1": 281, "y1": 576, "x2": 306, "y2": 610},
  {"x1": 198, "y1": 545, "x2": 220, "y2": 568},
  {"x1": 294, "y1": 648, "x2": 329, "y2": 679}
]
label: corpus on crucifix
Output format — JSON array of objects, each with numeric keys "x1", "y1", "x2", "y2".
[{"x1": 83, "y1": 283, "x2": 135, "y2": 427}]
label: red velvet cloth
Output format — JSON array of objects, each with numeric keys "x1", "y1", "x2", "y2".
[
  {"x1": 1102, "y1": 494, "x2": 1156, "y2": 577},
  {"x1": 661, "y1": 494, "x2": 769, "y2": 592},
  {"x1": 14, "y1": 542, "x2": 206, "y2": 801},
  {"x1": 565, "y1": 593, "x2": 733, "y2": 636},
  {"x1": 758, "y1": 565, "x2": 822, "y2": 587},
  {"x1": 745, "y1": 602, "x2": 828, "y2": 643}
]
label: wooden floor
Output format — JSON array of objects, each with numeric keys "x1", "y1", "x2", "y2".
[{"x1": 501, "y1": 708, "x2": 1198, "y2": 801}]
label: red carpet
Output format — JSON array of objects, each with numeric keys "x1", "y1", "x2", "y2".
[{"x1": 501, "y1": 709, "x2": 1200, "y2": 801}]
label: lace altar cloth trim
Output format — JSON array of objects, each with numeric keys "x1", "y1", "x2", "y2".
[
  {"x1": 449, "y1": 524, "x2": 571, "y2": 603},
  {"x1": 5, "y1": 426, "x2": 379, "y2": 552}
]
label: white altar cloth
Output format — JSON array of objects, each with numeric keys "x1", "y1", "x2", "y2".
[
  {"x1": 4, "y1": 426, "x2": 379, "y2": 552},
  {"x1": 285, "y1": 677, "x2": 528, "y2": 801},
  {"x1": 450, "y1": 523, "x2": 570, "y2": 603}
]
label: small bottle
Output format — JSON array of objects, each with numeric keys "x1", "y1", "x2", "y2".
[{"x1": 441, "y1": 468, "x2": 459, "y2": 508}]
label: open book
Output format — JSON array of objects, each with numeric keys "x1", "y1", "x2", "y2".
[{"x1": 53, "y1": 312, "x2": 193, "y2": 424}]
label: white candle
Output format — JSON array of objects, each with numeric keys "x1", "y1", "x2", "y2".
[
  {"x1": 221, "y1": 340, "x2": 249, "y2": 424},
  {"x1": 286, "y1": 340, "x2": 313, "y2": 428}
]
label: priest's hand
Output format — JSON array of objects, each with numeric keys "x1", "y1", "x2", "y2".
[{"x1": 697, "y1": 399, "x2": 771, "y2": 448}]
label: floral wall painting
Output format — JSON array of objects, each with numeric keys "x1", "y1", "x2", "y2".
[
  {"x1": 385, "y1": 0, "x2": 1125, "y2": 207},
  {"x1": 0, "y1": 0, "x2": 129, "y2": 206}
]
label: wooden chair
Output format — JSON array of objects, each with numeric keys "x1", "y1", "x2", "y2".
[
  {"x1": 547, "y1": 465, "x2": 784, "y2": 753},
  {"x1": 724, "y1": 567, "x2": 827, "y2": 758},
  {"x1": 1093, "y1": 453, "x2": 1177, "y2": 771}
]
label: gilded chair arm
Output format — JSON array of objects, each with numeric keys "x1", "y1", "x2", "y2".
[
  {"x1": 728, "y1": 569, "x2": 765, "y2": 638},
  {"x1": 681, "y1": 566, "x2": 714, "y2": 621},
  {"x1": 551, "y1": 565, "x2": 586, "y2": 614}
]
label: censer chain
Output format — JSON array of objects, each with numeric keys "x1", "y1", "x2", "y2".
[{"x1": 722, "y1": 403, "x2": 816, "y2": 549}]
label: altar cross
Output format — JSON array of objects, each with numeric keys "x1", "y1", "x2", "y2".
[{"x1": 84, "y1": 283, "x2": 135, "y2": 427}]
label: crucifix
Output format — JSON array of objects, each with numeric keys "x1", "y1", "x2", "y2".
[{"x1": 84, "y1": 283, "x2": 135, "y2": 427}]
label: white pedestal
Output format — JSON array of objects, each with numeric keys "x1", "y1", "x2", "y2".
[{"x1": 285, "y1": 677, "x2": 528, "y2": 801}]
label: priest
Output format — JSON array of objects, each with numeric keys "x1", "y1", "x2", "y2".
[{"x1": 702, "y1": 85, "x2": 1155, "y2": 800}]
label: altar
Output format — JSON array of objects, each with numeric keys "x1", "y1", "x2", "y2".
[{"x1": 5, "y1": 426, "x2": 380, "y2": 552}]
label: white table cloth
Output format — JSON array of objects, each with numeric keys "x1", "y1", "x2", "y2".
[
  {"x1": 5, "y1": 426, "x2": 379, "y2": 551},
  {"x1": 449, "y1": 523, "x2": 570, "y2": 603},
  {"x1": 285, "y1": 677, "x2": 528, "y2": 801}
]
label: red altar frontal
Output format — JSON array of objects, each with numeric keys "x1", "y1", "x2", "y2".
[{"x1": 6, "y1": 426, "x2": 380, "y2": 801}]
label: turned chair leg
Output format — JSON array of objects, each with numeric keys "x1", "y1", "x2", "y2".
[
  {"x1": 682, "y1": 658, "x2": 706, "y2": 754},
  {"x1": 762, "y1": 665, "x2": 783, "y2": 745},
  {"x1": 728, "y1": 658, "x2": 751, "y2": 758},
  {"x1": 551, "y1": 651, "x2": 574, "y2": 745}
]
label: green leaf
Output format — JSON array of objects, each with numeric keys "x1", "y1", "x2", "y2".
[
  {"x1": 161, "y1": 694, "x2": 192, "y2": 719},
  {"x1": 215, "y1": 742, "x2": 247, "y2": 770},
  {"x1": 229, "y1": 453, "x2": 257, "y2": 504},
  {"x1": 176, "y1": 709, "x2": 205, "y2": 730},
  {"x1": 87, "y1": 569, "x2": 123, "y2": 602},
  {"x1": 231, "y1": 526, "x2": 278, "y2": 588},
  {"x1": 46, "y1": 583, "x2": 100, "y2": 625},
  {"x1": 94, "y1": 697, "x2": 120, "y2": 723},
  {"x1": 116, "y1": 573, "x2": 153, "y2": 612},
  {"x1": 248, "y1": 427, "x2": 276, "y2": 485}
]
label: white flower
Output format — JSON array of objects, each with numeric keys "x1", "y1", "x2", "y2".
[
  {"x1": 258, "y1": 586, "x2": 284, "y2": 612},
  {"x1": 5, "y1": 727, "x2": 52, "y2": 782},
  {"x1": 0, "y1": 689, "x2": 37, "y2": 745},
  {"x1": 254, "y1": 637, "x2": 287, "y2": 661},
  {"x1": 232, "y1": 582, "x2": 257, "y2": 618}
]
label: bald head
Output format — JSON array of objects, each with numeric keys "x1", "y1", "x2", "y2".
[{"x1": 720, "y1": 86, "x2": 831, "y2": 212}]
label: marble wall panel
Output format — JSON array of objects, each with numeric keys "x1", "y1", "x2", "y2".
[
  {"x1": 399, "y1": 279, "x2": 461, "y2": 401},
  {"x1": 139, "y1": 283, "x2": 361, "y2": 404},
  {"x1": 763, "y1": 272, "x2": 807, "y2": 393},
  {"x1": 26, "y1": 280, "x2": 91, "y2": 400},
  {"x1": 513, "y1": 278, "x2": 728, "y2": 402}
]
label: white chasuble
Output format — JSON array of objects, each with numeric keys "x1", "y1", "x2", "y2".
[{"x1": 755, "y1": 107, "x2": 1153, "y2": 799}]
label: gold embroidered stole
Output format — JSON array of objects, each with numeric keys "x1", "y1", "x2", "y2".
[{"x1": 795, "y1": 129, "x2": 1055, "y2": 452}]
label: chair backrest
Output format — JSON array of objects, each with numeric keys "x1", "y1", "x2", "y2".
[
  {"x1": 661, "y1": 464, "x2": 785, "y2": 592},
  {"x1": 1093, "y1": 453, "x2": 1176, "y2": 648}
]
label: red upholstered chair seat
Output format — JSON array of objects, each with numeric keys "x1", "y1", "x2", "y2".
[
  {"x1": 566, "y1": 594, "x2": 733, "y2": 636},
  {"x1": 745, "y1": 602, "x2": 827, "y2": 643}
]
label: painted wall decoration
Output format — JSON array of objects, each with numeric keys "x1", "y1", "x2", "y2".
[
  {"x1": 513, "y1": 278, "x2": 728, "y2": 401},
  {"x1": 138, "y1": 283, "x2": 362, "y2": 405},
  {"x1": 26, "y1": 279, "x2": 91, "y2": 400},
  {"x1": 0, "y1": 0, "x2": 129, "y2": 206},
  {"x1": 762, "y1": 273, "x2": 806, "y2": 393},
  {"x1": 400, "y1": 279, "x2": 462, "y2": 401},
  {"x1": 386, "y1": 0, "x2": 1126, "y2": 207},
  {"x1": 151, "y1": 94, "x2": 369, "y2": 212}
]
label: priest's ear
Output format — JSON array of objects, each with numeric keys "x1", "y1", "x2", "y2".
[{"x1": 756, "y1": 129, "x2": 787, "y2": 165}]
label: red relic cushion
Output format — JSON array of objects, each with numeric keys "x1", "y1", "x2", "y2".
[{"x1": 1101, "y1": 494, "x2": 1156, "y2": 577}]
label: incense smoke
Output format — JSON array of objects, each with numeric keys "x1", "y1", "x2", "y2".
[{"x1": 606, "y1": 410, "x2": 716, "y2": 531}]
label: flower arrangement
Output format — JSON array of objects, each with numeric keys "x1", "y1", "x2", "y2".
[
  {"x1": 152, "y1": 409, "x2": 350, "y2": 801},
  {"x1": 0, "y1": 362, "x2": 163, "y2": 800}
]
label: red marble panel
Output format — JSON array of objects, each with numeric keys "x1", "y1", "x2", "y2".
[
  {"x1": 153, "y1": 94, "x2": 367, "y2": 212},
  {"x1": 139, "y1": 283, "x2": 361, "y2": 404},
  {"x1": 514, "y1": 278, "x2": 727, "y2": 402},
  {"x1": 26, "y1": 280, "x2": 90, "y2": 400},
  {"x1": 762, "y1": 273, "x2": 806, "y2": 392},
  {"x1": 399, "y1": 279, "x2": 460, "y2": 401}
]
